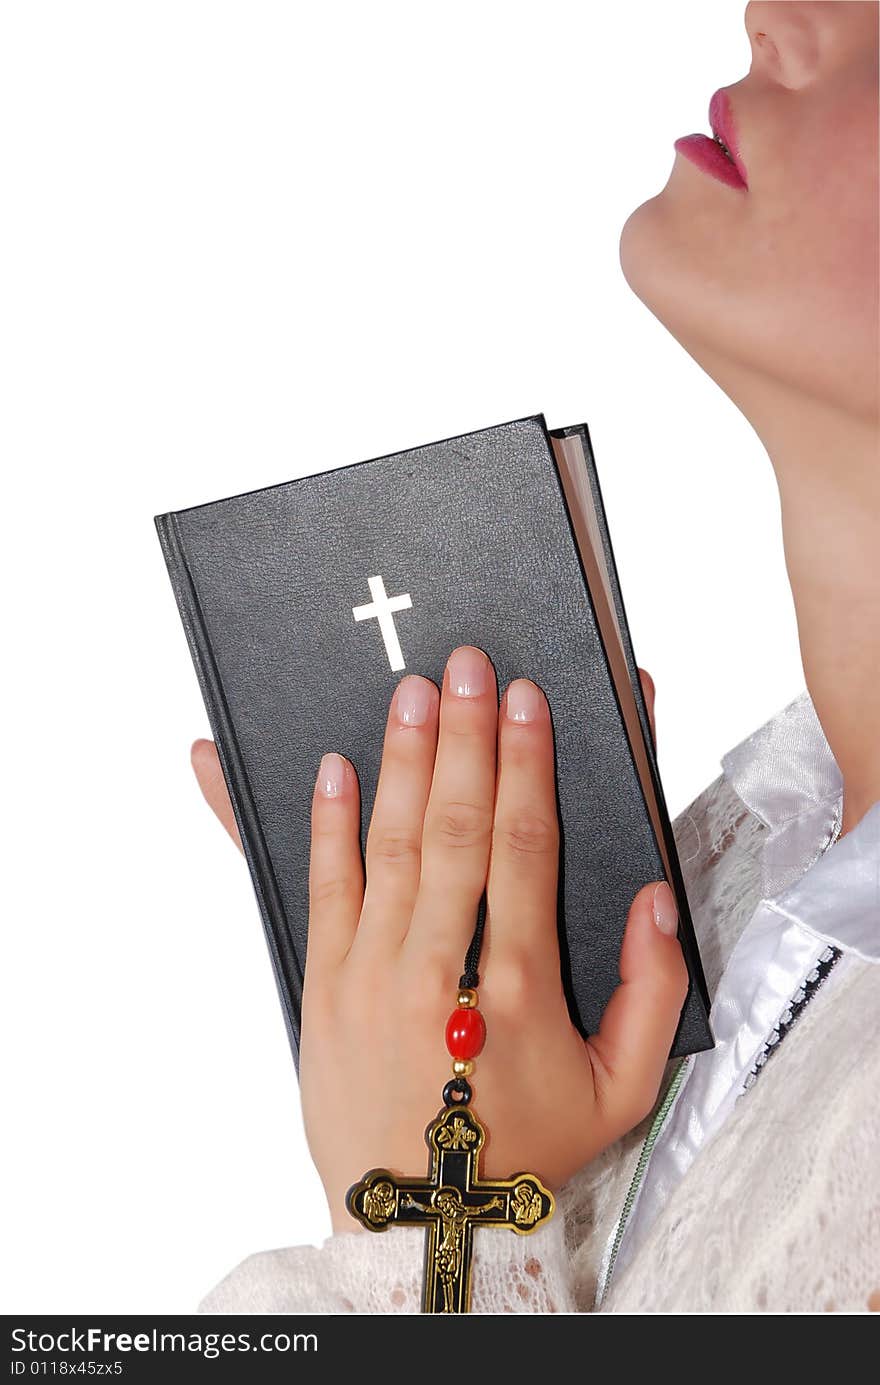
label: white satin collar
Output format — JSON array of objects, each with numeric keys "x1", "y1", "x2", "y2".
[{"x1": 721, "y1": 689, "x2": 879, "y2": 963}]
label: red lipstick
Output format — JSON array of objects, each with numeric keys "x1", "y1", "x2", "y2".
[{"x1": 674, "y1": 88, "x2": 748, "y2": 191}]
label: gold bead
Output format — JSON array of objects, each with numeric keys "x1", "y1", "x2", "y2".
[
  {"x1": 452, "y1": 1058, "x2": 474, "y2": 1078},
  {"x1": 456, "y1": 988, "x2": 478, "y2": 1009}
]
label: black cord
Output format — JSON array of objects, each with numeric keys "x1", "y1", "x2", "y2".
[
  {"x1": 441, "y1": 891, "x2": 487, "y2": 1109},
  {"x1": 458, "y1": 889, "x2": 487, "y2": 990}
]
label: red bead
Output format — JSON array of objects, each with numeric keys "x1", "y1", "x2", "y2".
[{"x1": 445, "y1": 1007, "x2": 486, "y2": 1060}]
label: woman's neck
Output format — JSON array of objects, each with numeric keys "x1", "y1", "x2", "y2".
[
  {"x1": 745, "y1": 384, "x2": 879, "y2": 837},
  {"x1": 678, "y1": 334, "x2": 880, "y2": 836}
]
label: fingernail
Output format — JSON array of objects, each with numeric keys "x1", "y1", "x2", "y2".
[
  {"x1": 447, "y1": 646, "x2": 490, "y2": 697},
  {"x1": 318, "y1": 752, "x2": 347, "y2": 797},
  {"x1": 395, "y1": 675, "x2": 434, "y2": 726},
  {"x1": 652, "y1": 881, "x2": 679, "y2": 936},
  {"x1": 505, "y1": 679, "x2": 544, "y2": 723}
]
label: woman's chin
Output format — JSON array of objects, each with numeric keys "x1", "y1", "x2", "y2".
[
  {"x1": 618, "y1": 192, "x2": 692, "y2": 333},
  {"x1": 619, "y1": 196, "x2": 661, "y2": 299}
]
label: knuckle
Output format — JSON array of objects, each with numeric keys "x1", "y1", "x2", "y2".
[
  {"x1": 496, "y1": 808, "x2": 559, "y2": 860},
  {"x1": 442, "y1": 716, "x2": 486, "y2": 742},
  {"x1": 657, "y1": 942, "x2": 690, "y2": 1000},
  {"x1": 431, "y1": 800, "x2": 493, "y2": 851},
  {"x1": 614, "y1": 1091, "x2": 652, "y2": 1134},
  {"x1": 367, "y1": 826, "x2": 422, "y2": 868},
  {"x1": 399, "y1": 984, "x2": 428, "y2": 1027},
  {"x1": 486, "y1": 951, "x2": 532, "y2": 1013},
  {"x1": 672, "y1": 949, "x2": 690, "y2": 997},
  {"x1": 601, "y1": 1076, "x2": 658, "y2": 1135},
  {"x1": 627, "y1": 1076, "x2": 664, "y2": 1128},
  {"x1": 645, "y1": 969, "x2": 690, "y2": 1026},
  {"x1": 401, "y1": 946, "x2": 457, "y2": 1014},
  {"x1": 309, "y1": 872, "x2": 353, "y2": 910}
]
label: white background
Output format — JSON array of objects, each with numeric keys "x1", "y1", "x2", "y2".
[{"x1": 1, "y1": 1, "x2": 803, "y2": 1312}]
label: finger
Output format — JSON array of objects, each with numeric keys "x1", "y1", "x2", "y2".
[
  {"x1": 307, "y1": 751, "x2": 365, "y2": 973},
  {"x1": 190, "y1": 739, "x2": 244, "y2": 853},
  {"x1": 586, "y1": 880, "x2": 689, "y2": 1134},
  {"x1": 485, "y1": 678, "x2": 561, "y2": 970},
  {"x1": 638, "y1": 667, "x2": 657, "y2": 750},
  {"x1": 357, "y1": 674, "x2": 440, "y2": 952},
  {"x1": 407, "y1": 645, "x2": 498, "y2": 960}
]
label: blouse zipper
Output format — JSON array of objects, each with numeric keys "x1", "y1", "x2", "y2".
[{"x1": 597, "y1": 1055, "x2": 691, "y2": 1306}]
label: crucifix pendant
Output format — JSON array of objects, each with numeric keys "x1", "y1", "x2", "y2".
[{"x1": 346, "y1": 1091, "x2": 555, "y2": 1313}]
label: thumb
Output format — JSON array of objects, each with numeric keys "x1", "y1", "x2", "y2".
[
  {"x1": 190, "y1": 738, "x2": 244, "y2": 853},
  {"x1": 586, "y1": 879, "x2": 689, "y2": 1135}
]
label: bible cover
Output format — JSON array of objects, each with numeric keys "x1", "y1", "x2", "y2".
[{"x1": 155, "y1": 414, "x2": 713, "y2": 1064}]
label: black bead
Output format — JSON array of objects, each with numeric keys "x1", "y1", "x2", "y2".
[{"x1": 442, "y1": 1078, "x2": 472, "y2": 1108}]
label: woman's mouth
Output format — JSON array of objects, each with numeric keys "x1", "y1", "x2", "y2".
[
  {"x1": 673, "y1": 89, "x2": 748, "y2": 191},
  {"x1": 673, "y1": 133, "x2": 748, "y2": 189}
]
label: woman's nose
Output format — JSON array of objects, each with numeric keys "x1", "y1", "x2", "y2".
[{"x1": 744, "y1": 0, "x2": 823, "y2": 90}]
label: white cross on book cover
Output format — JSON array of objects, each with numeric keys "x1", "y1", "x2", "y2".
[
  {"x1": 154, "y1": 413, "x2": 713, "y2": 1063},
  {"x1": 352, "y1": 575, "x2": 412, "y2": 671}
]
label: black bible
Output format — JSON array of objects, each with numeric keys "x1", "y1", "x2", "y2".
[{"x1": 155, "y1": 414, "x2": 713, "y2": 1063}]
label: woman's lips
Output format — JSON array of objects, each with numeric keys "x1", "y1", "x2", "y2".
[
  {"x1": 674, "y1": 133, "x2": 748, "y2": 190},
  {"x1": 674, "y1": 88, "x2": 748, "y2": 191}
]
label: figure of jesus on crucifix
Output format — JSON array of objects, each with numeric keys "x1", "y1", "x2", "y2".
[
  {"x1": 347, "y1": 1101, "x2": 554, "y2": 1313},
  {"x1": 400, "y1": 1187, "x2": 505, "y2": 1314}
]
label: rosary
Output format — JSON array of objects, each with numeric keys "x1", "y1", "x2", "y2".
[{"x1": 346, "y1": 891, "x2": 555, "y2": 1313}]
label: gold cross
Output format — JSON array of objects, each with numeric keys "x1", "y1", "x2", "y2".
[{"x1": 346, "y1": 1102, "x2": 555, "y2": 1313}]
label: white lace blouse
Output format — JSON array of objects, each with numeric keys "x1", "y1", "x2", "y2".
[{"x1": 199, "y1": 691, "x2": 880, "y2": 1314}]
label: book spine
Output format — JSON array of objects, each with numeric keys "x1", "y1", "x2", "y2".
[
  {"x1": 575, "y1": 424, "x2": 712, "y2": 1046},
  {"x1": 154, "y1": 510, "x2": 303, "y2": 1066}
]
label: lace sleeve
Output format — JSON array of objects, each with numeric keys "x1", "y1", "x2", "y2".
[{"x1": 198, "y1": 1208, "x2": 575, "y2": 1314}]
